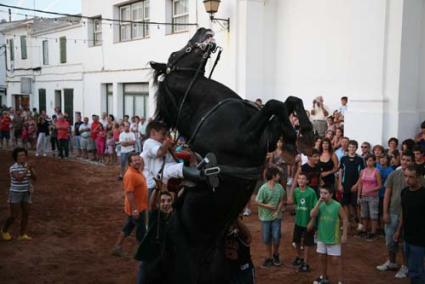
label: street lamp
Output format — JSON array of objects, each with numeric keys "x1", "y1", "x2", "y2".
[{"x1": 203, "y1": 0, "x2": 230, "y2": 32}]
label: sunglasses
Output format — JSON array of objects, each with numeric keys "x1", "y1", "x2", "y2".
[{"x1": 361, "y1": 146, "x2": 368, "y2": 148}]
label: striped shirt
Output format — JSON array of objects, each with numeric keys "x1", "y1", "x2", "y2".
[{"x1": 9, "y1": 163, "x2": 32, "y2": 192}]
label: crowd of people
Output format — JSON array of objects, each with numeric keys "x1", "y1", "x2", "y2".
[{"x1": 1, "y1": 96, "x2": 425, "y2": 284}]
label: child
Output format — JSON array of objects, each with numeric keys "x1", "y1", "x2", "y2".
[
  {"x1": 255, "y1": 167, "x2": 286, "y2": 267},
  {"x1": 338, "y1": 140, "x2": 364, "y2": 229},
  {"x1": 311, "y1": 187, "x2": 348, "y2": 284},
  {"x1": 105, "y1": 131, "x2": 115, "y2": 164},
  {"x1": 96, "y1": 124, "x2": 106, "y2": 163},
  {"x1": 287, "y1": 172, "x2": 317, "y2": 272}
]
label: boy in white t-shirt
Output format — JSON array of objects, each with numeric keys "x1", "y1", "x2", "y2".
[
  {"x1": 141, "y1": 121, "x2": 219, "y2": 194},
  {"x1": 119, "y1": 122, "x2": 136, "y2": 180}
]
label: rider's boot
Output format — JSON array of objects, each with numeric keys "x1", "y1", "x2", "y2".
[{"x1": 182, "y1": 153, "x2": 220, "y2": 188}]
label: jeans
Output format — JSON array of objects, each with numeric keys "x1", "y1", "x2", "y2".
[
  {"x1": 384, "y1": 213, "x2": 400, "y2": 253},
  {"x1": 58, "y1": 139, "x2": 69, "y2": 158},
  {"x1": 36, "y1": 133, "x2": 49, "y2": 155},
  {"x1": 405, "y1": 242, "x2": 425, "y2": 284},
  {"x1": 121, "y1": 211, "x2": 146, "y2": 242},
  {"x1": 261, "y1": 219, "x2": 282, "y2": 245}
]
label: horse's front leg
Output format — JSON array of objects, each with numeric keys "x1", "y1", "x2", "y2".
[{"x1": 241, "y1": 99, "x2": 297, "y2": 145}]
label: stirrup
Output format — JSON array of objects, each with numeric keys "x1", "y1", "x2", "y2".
[{"x1": 204, "y1": 166, "x2": 220, "y2": 176}]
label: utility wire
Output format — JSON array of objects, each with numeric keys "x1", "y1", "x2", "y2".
[{"x1": 0, "y1": 3, "x2": 198, "y2": 26}]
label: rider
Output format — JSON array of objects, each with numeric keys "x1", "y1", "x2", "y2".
[{"x1": 140, "y1": 120, "x2": 219, "y2": 193}]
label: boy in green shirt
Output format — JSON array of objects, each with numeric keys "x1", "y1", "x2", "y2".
[
  {"x1": 256, "y1": 167, "x2": 286, "y2": 268},
  {"x1": 311, "y1": 187, "x2": 348, "y2": 284},
  {"x1": 287, "y1": 172, "x2": 317, "y2": 272}
]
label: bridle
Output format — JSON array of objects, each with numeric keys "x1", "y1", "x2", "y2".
[{"x1": 162, "y1": 38, "x2": 221, "y2": 137}]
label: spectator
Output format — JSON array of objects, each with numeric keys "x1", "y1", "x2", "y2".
[
  {"x1": 56, "y1": 114, "x2": 70, "y2": 159},
  {"x1": 291, "y1": 148, "x2": 322, "y2": 197},
  {"x1": 35, "y1": 116, "x2": 49, "y2": 157},
  {"x1": 325, "y1": 129, "x2": 334, "y2": 141},
  {"x1": 131, "y1": 116, "x2": 141, "y2": 153},
  {"x1": 314, "y1": 137, "x2": 322, "y2": 151},
  {"x1": 100, "y1": 112, "x2": 108, "y2": 128},
  {"x1": 357, "y1": 154, "x2": 382, "y2": 240},
  {"x1": 412, "y1": 145, "x2": 425, "y2": 177},
  {"x1": 395, "y1": 165, "x2": 425, "y2": 283},
  {"x1": 287, "y1": 172, "x2": 317, "y2": 272},
  {"x1": 105, "y1": 131, "x2": 115, "y2": 164},
  {"x1": 96, "y1": 124, "x2": 106, "y2": 163},
  {"x1": 387, "y1": 137, "x2": 399, "y2": 156},
  {"x1": 377, "y1": 151, "x2": 414, "y2": 278},
  {"x1": 326, "y1": 116, "x2": 336, "y2": 134},
  {"x1": 390, "y1": 149, "x2": 401, "y2": 170},
  {"x1": 372, "y1": 145, "x2": 385, "y2": 159},
  {"x1": 376, "y1": 155, "x2": 394, "y2": 234},
  {"x1": 319, "y1": 138, "x2": 339, "y2": 192},
  {"x1": 310, "y1": 96, "x2": 329, "y2": 137},
  {"x1": 402, "y1": 139, "x2": 415, "y2": 153},
  {"x1": 118, "y1": 122, "x2": 136, "y2": 180},
  {"x1": 332, "y1": 127, "x2": 344, "y2": 150},
  {"x1": 0, "y1": 111, "x2": 12, "y2": 149},
  {"x1": 73, "y1": 113, "x2": 83, "y2": 158},
  {"x1": 266, "y1": 137, "x2": 289, "y2": 189},
  {"x1": 255, "y1": 98, "x2": 263, "y2": 108},
  {"x1": 360, "y1": 142, "x2": 372, "y2": 159},
  {"x1": 112, "y1": 153, "x2": 148, "y2": 257},
  {"x1": 311, "y1": 187, "x2": 348, "y2": 284},
  {"x1": 12, "y1": 110, "x2": 24, "y2": 147},
  {"x1": 339, "y1": 96, "x2": 348, "y2": 115},
  {"x1": 79, "y1": 117, "x2": 92, "y2": 160},
  {"x1": 338, "y1": 140, "x2": 364, "y2": 229},
  {"x1": 256, "y1": 167, "x2": 286, "y2": 267},
  {"x1": 335, "y1": 136, "x2": 349, "y2": 162},
  {"x1": 50, "y1": 115, "x2": 58, "y2": 157},
  {"x1": 1, "y1": 147, "x2": 36, "y2": 241},
  {"x1": 139, "y1": 116, "x2": 147, "y2": 143},
  {"x1": 91, "y1": 115, "x2": 101, "y2": 160},
  {"x1": 415, "y1": 120, "x2": 425, "y2": 150}
]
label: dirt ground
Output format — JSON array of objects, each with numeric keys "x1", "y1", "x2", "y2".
[{"x1": 0, "y1": 150, "x2": 408, "y2": 284}]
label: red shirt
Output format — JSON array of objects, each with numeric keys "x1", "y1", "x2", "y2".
[
  {"x1": 56, "y1": 118, "x2": 70, "y2": 140},
  {"x1": 0, "y1": 115, "x2": 11, "y2": 131},
  {"x1": 91, "y1": 121, "x2": 100, "y2": 140}
]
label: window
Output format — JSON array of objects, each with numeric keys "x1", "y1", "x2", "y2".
[
  {"x1": 59, "y1": 36, "x2": 67, "y2": 63},
  {"x1": 106, "y1": 84, "x2": 113, "y2": 115},
  {"x1": 42, "y1": 40, "x2": 49, "y2": 65},
  {"x1": 172, "y1": 0, "x2": 189, "y2": 33},
  {"x1": 38, "y1": 89, "x2": 46, "y2": 113},
  {"x1": 8, "y1": 39, "x2": 14, "y2": 61},
  {"x1": 119, "y1": 1, "x2": 150, "y2": 42},
  {"x1": 20, "y1": 36, "x2": 27, "y2": 59},
  {"x1": 123, "y1": 83, "x2": 149, "y2": 118},
  {"x1": 93, "y1": 17, "x2": 102, "y2": 46}
]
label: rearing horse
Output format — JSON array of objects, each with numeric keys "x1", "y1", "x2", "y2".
[{"x1": 142, "y1": 28, "x2": 315, "y2": 284}]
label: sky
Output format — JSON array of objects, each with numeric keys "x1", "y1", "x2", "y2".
[{"x1": 0, "y1": 0, "x2": 81, "y2": 22}]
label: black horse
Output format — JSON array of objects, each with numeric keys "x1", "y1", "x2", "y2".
[{"x1": 141, "y1": 28, "x2": 315, "y2": 284}]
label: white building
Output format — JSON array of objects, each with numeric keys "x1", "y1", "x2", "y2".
[
  {"x1": 0, "y1": 16, "x2": 83, "y2": 121},
  {"x1": 2, "y1": 0, "x2": 425, "y2": 146}
]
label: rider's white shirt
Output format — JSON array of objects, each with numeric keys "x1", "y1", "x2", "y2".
[{"x1": 141, "y1": 138, "x2": 175, "y2": 187}]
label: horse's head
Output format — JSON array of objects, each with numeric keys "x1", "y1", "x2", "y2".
[{"x1": 166, "y1": 28, "x2": 217, "y2": 74}]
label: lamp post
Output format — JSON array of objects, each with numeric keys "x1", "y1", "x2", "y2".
[{"x1": 203, "y1": 0, "x2": 230, "y2": 32}]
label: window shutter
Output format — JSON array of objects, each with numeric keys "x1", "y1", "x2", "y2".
[{"x1": 60, "y1": 37, "x2": 67, "y2": 63}]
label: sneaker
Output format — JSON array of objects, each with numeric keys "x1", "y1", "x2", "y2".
[
  {"x1": 376, "y1": 260, "x2": 399, "y2": 271},
  {"x1": 299, "y1": 263, "x2": 310, "y2": 272},
  {"x1": 262, "y1": 258, "x2": 273, "y2": 268},
  {"x1": 35, "y1": 153, "x2": 39, "y2": 157},
  {"x1": 17, "y1": 234, "x2": 32, "y2": 241},
  {"x1": 1, "y1": 230, "x2": 12, "y2": 241},
  {"x1": 366, "y1": 233, "x2": 377, "y2": 242},
  {"x1": 292, "y1": 256, "x2": 303, "y2": 266},
  {"x1": 111, "y1": 246, "x2": 126, "y2": 257},
  {"x1": 272, "y1": 254, "x2": 281, "y2": 266},
  {"x1": 395, "y1": 265, "x2": 408, "y2": 278},
  {"x1": 357, "y1": 223, "x2": 365, "y2": 232},
  {"x1": 313, "y1": 275, "x2": 329, "y2": 284},
  {"x1": 43, "y1": 153, "x2": 47, "y2": 157}
]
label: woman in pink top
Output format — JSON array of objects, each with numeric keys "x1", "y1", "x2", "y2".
[
  {"x1": 96, "y1": 124, "x2": 106, "y2": 163},
  {"x1": 357, "y1": 154, "x2": 382, "y2": 240}
]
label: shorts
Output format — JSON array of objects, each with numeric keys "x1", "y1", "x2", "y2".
[
  {"x1": 80, "y1": 137, "x2": 93, "y2": 150},
  {"x1": 0, "y1": 130, "x2": 10, "y2": 140},
  {"x1": 122, "y1": 211, "x2": 146, "y2": 242},
  {"x1": 74, "y1": 136, "x2": 81, "y2": 149},
  {"x1": 8, "y1": 191, "x2": 32, "y2": 204},
  {"x1": 360, "y1": 195, "x2": 379, "y2": 220},
  {"x1": 316, "y1": 241, "x2": 341, "y2": 256},
  {"x1": 292, "y1": 224, "x2": 314, "y2": 247},
  {"x1": 385, "y1": 213, "x2": 401, "y2": 253},
  {"x1": 120, "y1": 152, "x2": 131, "y2": 169},
  {"x1": 261, "y1": 219, "x2": 282, "y2": 245}
]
